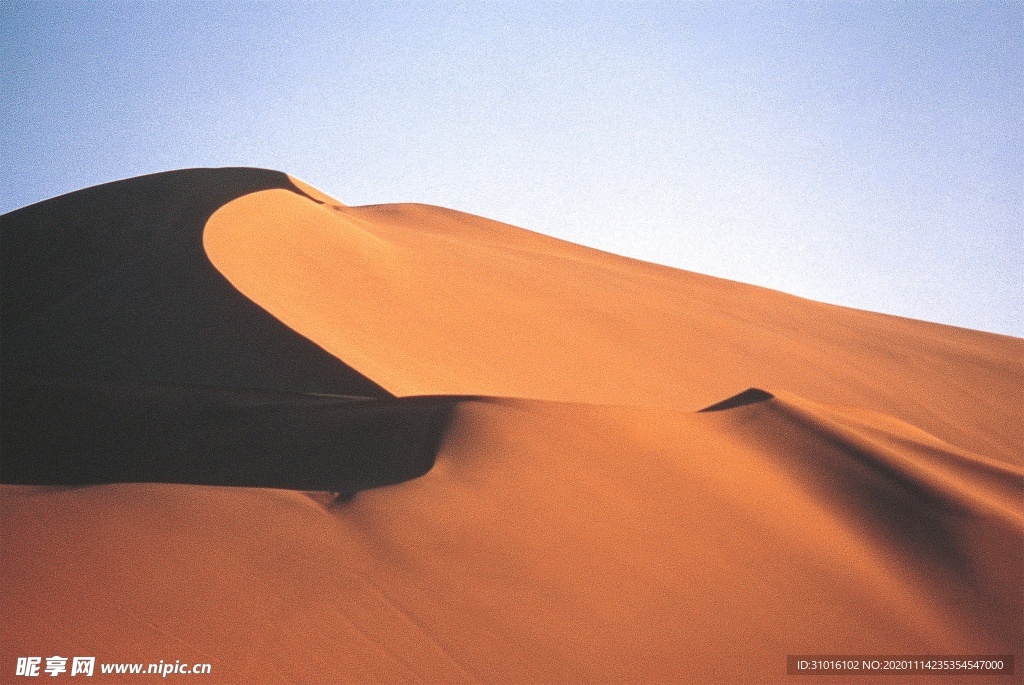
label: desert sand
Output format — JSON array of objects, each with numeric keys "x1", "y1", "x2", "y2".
[{"x1": 2, "y1": 168, "x2": 1021, "y2": 683}]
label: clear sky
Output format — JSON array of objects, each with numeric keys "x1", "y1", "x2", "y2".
[{"x1": 3, "y1": 2, "x2": 1021, "y2": 336}]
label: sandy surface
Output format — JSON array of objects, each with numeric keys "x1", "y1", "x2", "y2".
[{"x1": 2, "y1": 171, "x2": 1021, "y2": 683}]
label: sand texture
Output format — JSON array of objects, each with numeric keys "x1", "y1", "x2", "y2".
[{"x1": 2, "y1": 168, "x2": 1021, "y2": 683}]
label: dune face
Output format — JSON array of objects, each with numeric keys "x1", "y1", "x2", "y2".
[{"x1": 2, "y1": 168, "x2": 1021, "y2": 683}]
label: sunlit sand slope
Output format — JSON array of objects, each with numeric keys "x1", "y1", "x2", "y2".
[
  {"x1": 2, "y1": 169, "x2": 1021, "y2": 683},
  {"x1": 206, "y1": 188, "x2": 1023, "y2": 463},
  {"x1": 3, "y1": 396, "x2": 1019, "y2": 682}
]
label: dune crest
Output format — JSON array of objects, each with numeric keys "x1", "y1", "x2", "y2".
[{"x1": 287, "y1": 174, "x2": 347, "y2": 209}]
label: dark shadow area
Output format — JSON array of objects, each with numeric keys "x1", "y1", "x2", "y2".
[
  {"x1": 698, "y1": 387, "x2": 774, "y2": 412},
  {"x1": 1, "y1": 372, "x2": 462, "y2": 492}
]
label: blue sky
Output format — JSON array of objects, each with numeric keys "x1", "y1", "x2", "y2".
[{"x1": 3, "y1": 2, "x2": 1021, "y2": 336}]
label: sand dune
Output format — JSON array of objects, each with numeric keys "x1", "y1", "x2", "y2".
[
  {"x1": 2, "y1": 168, "x2": 1021, "y2": 683},
  {"x1": 204, "y1": 187, "x2": 1023, "y2": 462}
]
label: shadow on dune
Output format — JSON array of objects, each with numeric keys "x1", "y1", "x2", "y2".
[
  {"x1": 1, "y1": 168, "x2": 454, "y2": 495},
  {"x1": 1, "y1": 371, "x2": 460, "y2": 493},
  {"x1": 1, "y1": 167, "x2": 386, "y2": 396},
  {"x1": 719, "y1": 393, "x2": 1023, "y2": 643}
]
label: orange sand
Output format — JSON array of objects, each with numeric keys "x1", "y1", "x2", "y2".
[
  {"x1": 2, "y1": 176, "x2": 1021, "y2": 683},
  {"x1": 203, "y1": 186, "x2": 1023, "y2": 461}
]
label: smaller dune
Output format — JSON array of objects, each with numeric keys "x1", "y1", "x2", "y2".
[{"x1": 4, "y1": 393, "x2": 1017, "y2": 683}]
